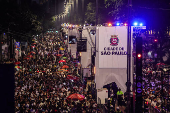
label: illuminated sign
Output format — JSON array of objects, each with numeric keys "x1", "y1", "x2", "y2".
[{"x1": 99, "y1": 26, "x2": 128, "y2": 68}]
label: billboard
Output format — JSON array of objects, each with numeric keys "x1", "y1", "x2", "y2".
[{"x1": 99, "y1": 26, "x2": 127, "y2": 68}]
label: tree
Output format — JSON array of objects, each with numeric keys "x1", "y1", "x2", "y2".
[
  {"x1": 85, "y1": 1, "x2": 108, "y2": 25},
  {"x1": 42, "y1": 13, "x2": 56, "y2": 36},
  {"x1": 0, "y1": 0, "x2": 57, "y2": 42},
  {"x1": 72, "y1": 13, "x2": 83, "y2": 25},
  {"x1": 104, "y1": 0, "x2": 128, "y2": 22},
  {"x1": 85, "y1": 2, "x2": 96, "y2": 25},
  {"x1": 0, "y1": 0, "x2": 43, "y2": 42}
]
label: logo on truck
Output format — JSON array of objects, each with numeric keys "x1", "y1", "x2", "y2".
[{"x1": 110, "y1": 35, "x2": 119, "y2": 46}]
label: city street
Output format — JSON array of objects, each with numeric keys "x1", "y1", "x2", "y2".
[{"x1": 0, "y1": 0, "x2": 170, "y2": 113}]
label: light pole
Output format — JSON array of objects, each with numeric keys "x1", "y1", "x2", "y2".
[{"x1": 127, "y1": 0, "x2": 132, "y2": 112}]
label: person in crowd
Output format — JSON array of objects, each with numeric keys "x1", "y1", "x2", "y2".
[
  {"x1": 11, "y1": 33, "x2": 102, "y2": 113},
  {"x1": 116, "y1": 107, "x2": 122, "y2": 113}
]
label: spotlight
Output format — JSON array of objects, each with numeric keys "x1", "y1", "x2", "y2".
[
  {"x1": 154, "y1": 39, "x2": 158, "y2": 42},
  {"x1": 124, "y1": 23, "x2": 127, "y2": 26},
  {"x1": 134, "y1": 22, "x2": 138, "y2": 26},
  {"x1": 108, "y1": 23, "x2": 112, "y2": 27},
  {"x1": 137, "y1": 54, "x2": 142, "y2": 58},
  {"x1": 116, "y1": 23, "x2": 120, "y2": 26},
  {"x1": 139, "y1": 23, "x2": 143, "y2": 26}
]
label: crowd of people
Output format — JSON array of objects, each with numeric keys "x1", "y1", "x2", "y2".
[
  {"x1": 2, "y1": 30, "x2": 169, "y2": 113},
  {"x1": 3, "y1": 32, "x2": 102, "y2": 113},
  {"x1": 142, "y1": 64, "x2": 170, "y2": 112}
]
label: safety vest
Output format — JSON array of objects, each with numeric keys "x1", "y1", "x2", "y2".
[{"x1": 117, "y1": 91, "x2": 123, "y2": 95}]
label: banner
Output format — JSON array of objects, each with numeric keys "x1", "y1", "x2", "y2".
[{"x1": 99, "y1": 26, "x2": 127, "y2": 68}]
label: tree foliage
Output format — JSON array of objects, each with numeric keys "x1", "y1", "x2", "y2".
[
  {"x1": 104, "y1": 0, "x2": 128, "y2": 21},
  {"x1": 0, "y1": 0, "x2": 43, "y2": 41},
  {"x1": 42, "y1": 13, "x2": 56, "y2": 33},
  {"x1": 85, "y1": 1, "x2": 108, "y2": 25},
  {"x1": 0, "y1": 0, "x2": 55, "y2": 42},
  {"x1": 71, "y1": 13, "x2": 83, "y2": 25},
  {"x1": 85, "y1": 2, "x2": 96, "y2": 25}
]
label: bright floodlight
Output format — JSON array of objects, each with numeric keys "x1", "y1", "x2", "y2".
[
  {"x1": 134, "y1": 22, "x2": 138, "y2": 26},
  {"x1": 139, "y1": 23, "x2": 143, "y2": 26},
  {"x1": 154, "y1": 39, "x2": 158, "y2": 42},
  {"x1": 124, "y1": 23, "x2": 127, "y2": 26},
  {"x1": 116, "y1": 23, "x2": 120, "y2": 26},
  {"x1": 108, "y1": 23, "x2": 112, "y2": 26},
  {"x1": 137, "y1": 54, "x2": 142, "y2": 58}
]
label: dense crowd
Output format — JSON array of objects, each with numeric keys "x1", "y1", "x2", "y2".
[
  {"x1": 3, "y1": 33, "x2": 102, "y2": 113},
  {"x1": 142, "y1": 64, "x2": 170, "y2": 112},
  {"x1": 3, "y1": 31, "x2": 169, "y2": 113}
]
